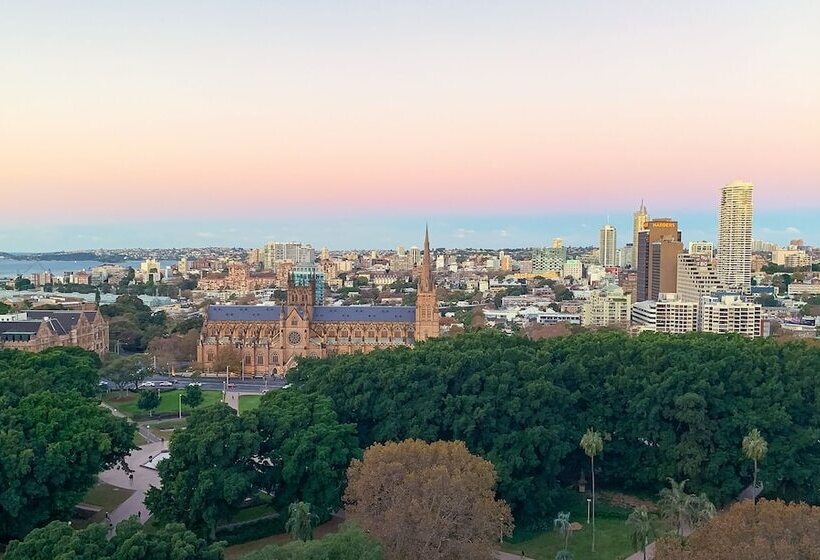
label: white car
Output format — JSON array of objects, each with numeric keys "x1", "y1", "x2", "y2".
[
  {"x1": 156, "y1": 381, "x2": 174, "y2": 387},
  {"x1": 138, "y1": 381, "x2": 156, "y2": 388},
  {"x1": 188, "y1": 382, "x2": 203, "y2": 387}
]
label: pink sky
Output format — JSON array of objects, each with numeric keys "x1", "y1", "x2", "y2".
[{"x1": 1, "y1": 2, "x2": 818, "y2": 222}]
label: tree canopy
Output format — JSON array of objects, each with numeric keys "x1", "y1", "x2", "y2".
[
  {"x1": 146, "y1": 391, "x2": 359, "y2": 538},
  {"x1": 345, "y1": 439, "x2": 513, "y2": 560},
  {"x1": 655, "y1": 499, "x2": 820, "y2": 560},
  {"x1": 289, "y1": 330, "x2": 820, "y2": 524},
  {"x1": 4, "y1": 519, "x2": 224, "y2": 560},
  {"x1": 241, "y1": 524, "x2": 381, "y2": 560},
  {"x1": 0, "y1": 348, "x2": 135, "y2": 541}
]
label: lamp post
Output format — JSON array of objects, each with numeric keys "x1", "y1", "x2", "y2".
[
  {"x1": 587, "y1": 498, "x2": 592, "y2": 524},
  {"x1": 178, "y1": 392, "x2": 182, "y2": 419}
]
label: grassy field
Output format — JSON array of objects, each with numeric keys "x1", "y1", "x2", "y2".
[
  {"x1": 238, "y1": 394, "x2": 262, "y2": 414},
  {"x1": 104, "y1": 389, "x2": 222, "y2": 420},
  {"x1": 501, "y1": 491, "x2": 641, "y2": 560},
  {"x1": 73, "y1": 483, "x2": 135, "y2": 529},
  {"x1": 501, "y1": 517, "x2": 636, "y2": 560},
  {"x1": 223, "y1": 516, "x2": 344, "y2": 560}
]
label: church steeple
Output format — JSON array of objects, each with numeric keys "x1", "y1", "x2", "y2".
[
  {"x1": 419, "y1": 224, "x2": 433, "y2": 293},
  {"x1": 415, "y1": 225, "x2": 439, "y2": 342}
]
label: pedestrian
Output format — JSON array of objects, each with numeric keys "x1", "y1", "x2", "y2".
[{"x1": 138, "y1": 511, "x2": 142, "y2": 519}]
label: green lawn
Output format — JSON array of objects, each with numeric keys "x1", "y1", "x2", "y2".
[
  {"x1": 501, "y1": 491, "x2": 640, "y2": 560},
  {"x1": 104, "y1": 389, "x2": 222, "y2": 420},
  {"x1": 73, "y1": 482, "x2": 135, "y2": 529},
  {"x1": 501, "y1": 517, "x2": 636, "y2": 560},
  {"x1": 238, "y1": 394, "x2": 262, "y2": 414}
]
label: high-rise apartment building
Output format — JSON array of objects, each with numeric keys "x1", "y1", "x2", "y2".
[
  {"x1": 562, "y1": 259, "x2": 583, "y2": 280},
  {"x1": 533, "y1": 245, "x2": 567, "y2": 274},
  {"x1": 262, "y1": 242, "x2": 315, "y2": 269},
  {"x1": 631, "y1": 293, "x2": 698, "y2": 334},
  {"x1": 688, "y1": 241, "x2": 713, "y2": 258},
  {"x1": 632, "y1": 201, "x2": 649, "y2": 268},
  {"x1": 717, "y1": 181, "x2": 753, "y2": 293},
  {"x1": 599, "y1": 225, "x2": 617, "y2": 267},
  {"x1": 676, "y1": 254, "x2": 722, "y2": 304},
  {"x1": 701, "y1": 294, "x2": 761, "y2": 338},
  {"x1": 409, "y1": 246, "x2": 421, "y2": 266},
  {"x1": 636, "y1": 218, "x2": 682, "y2": 302}
]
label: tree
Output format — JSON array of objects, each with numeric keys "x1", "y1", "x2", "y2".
[
  {"x1": 741, "y1": 428, "x2": 768, "y2": 500},
  {"x1": 181, "y1": 384, "x2": 204, "y2": 409},
  {"x1": 655, "y1": 499, "x2": 820, "y2": 560},
  {"x1": 626, "y1": 506, "x2": 657, "y2": 560},
  {"x1": 138, "y1": 389, "x2": 161, "y2": 417},
  {"x1": 0, "y1": 390, "x2": 134, "y2": 540},
  {"x1": 285, "y1": 501, "x2": 319, "y2": 542},
  {"x1": 553, "y1": 511, "x2": 572, "y2": 553},
  {"x1": 146, "y1": 404, "x2": 261, "y2": 539},
  {"x1": 100, "y1": 354, "x2": 147, "y2": 394},
  {"x1": 254, "y1": 390, "x2": 361, "y2": 516},
  {"x1": 147, "y1": 330, "x2": 199, "y2": 370},
  {"x1": 212, "y1": 345, "x2": 242, "y2": 374},
  {"x1": 4, "y1": 519, "x2": 224, "y2": 560},
  {"x1": 345, "y1": 439, "x2": 513, "y2": 560},
  {"x1": 580, "y1": 428, "x2": 603, "y2": 553},
  {"x1": 658, "y1": 479, "x2": 715, "y2": 537},
  {"x1": 13, "y1": 276, "x2": 32, "y2": 290},
  {"x1": 0, "y1": 301, "x2": 11, "y2": 313},
  {"x1": 242, "y1": 523, "x2": 382, "y2": 560}
]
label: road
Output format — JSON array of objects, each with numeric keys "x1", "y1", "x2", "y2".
[{"x1": 102, "y1": 373, "x2": 288, "y2": 394}]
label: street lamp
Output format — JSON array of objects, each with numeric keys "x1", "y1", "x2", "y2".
[
  {"x1": 587, "y1": 498, "x2": 592, "y2": 524},
  {"x1": 178, "y1": 392, "x2": 182, "y2": 419}
]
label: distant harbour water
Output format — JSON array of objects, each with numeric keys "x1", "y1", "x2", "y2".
[{"x1": 0, "y1": 259, "x2": 176, "y2": 278}]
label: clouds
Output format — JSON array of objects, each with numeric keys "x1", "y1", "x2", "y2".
[{"x1": 452, "y1": 228, "x2": 476, "y2": 239}]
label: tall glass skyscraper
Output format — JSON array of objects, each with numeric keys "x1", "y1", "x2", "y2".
[{"x1": 717, "y1": 181, "x2": 753, "y2": 293}]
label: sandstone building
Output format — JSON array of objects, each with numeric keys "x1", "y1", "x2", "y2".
[
  {"x1": 0, "y1": 308, "x2": 109, "y2": 355},
  {"x1": 197, "y1": 228, "x2": 440, "y2": 375}
]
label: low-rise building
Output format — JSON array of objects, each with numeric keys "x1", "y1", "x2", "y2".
[
  {"x1": 0, "y1": 308, "x2": 108, "y2": 355},
  {"x1": 581, "y1": 287, "x2": 631, "y2": 328},
  {"x1": 631, "y1": 293, "x2": 698, "y2": 333}
]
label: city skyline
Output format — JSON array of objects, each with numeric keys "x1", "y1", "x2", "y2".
[{"x1": 1, "y1": 1, "x2": 818, "y2": 247}]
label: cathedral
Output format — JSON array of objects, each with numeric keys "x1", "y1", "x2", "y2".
[{"x1": 197, "y1": 228, "x2": 439, "y2": 375}]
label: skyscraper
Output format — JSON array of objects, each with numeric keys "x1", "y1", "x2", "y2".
[
  {"x1": 599, "y1": 224, "x2": 617, "y2": 267},
  {"x1": 632, "y1": 201, "x2": 649, "y2": 268},
  {"x1": 636, "y1": 218, "x2": 682, "y2": 302},
  {"x1": 717, "y1": 181, "x2": 753, "y2": 293}
]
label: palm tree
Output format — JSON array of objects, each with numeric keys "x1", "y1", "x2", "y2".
[
  {"x1": 285, "y1": 501, "x2": 319, "y2": 541},
  {"x1": 742, "y1": 428, "x2": 768, "y2": 502},
  {"x1": 553, "y1": 511, "x2": 572, "y2": 553},
  {"x1": 580, "y1": 428, "x2": 604, "y2": 553},
  {"x1": 658, "y1": 478, "x2": 690, "y2": 536},
  {"x1": 626, "y1": 506, "x2": 656, "y2": 560},
  {"x1": 658, "y1": 479, "x2": 716, "y2": 536}
]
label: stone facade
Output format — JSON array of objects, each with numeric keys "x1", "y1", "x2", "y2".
[
  {"x1": 197, "y1": 262, "x2": 278, "y2": 294},
  {"x1": 0, "y1": 308, "x2": 109, "y2": 355},
  {"x1": 198, "y1": 228, "x2": 440, "y2": 375}
]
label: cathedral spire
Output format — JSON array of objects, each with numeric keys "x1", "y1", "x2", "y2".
[{"x1": 419, "y1": 224, "x2": 433, "y2": 293}]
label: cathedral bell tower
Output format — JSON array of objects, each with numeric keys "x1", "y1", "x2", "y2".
[
  {"x1": 287, "y1": 273, "x2": 315, "y2": 320},
  {"x1": 415, "y1": 225, "x2": 439, "y2": 341}
]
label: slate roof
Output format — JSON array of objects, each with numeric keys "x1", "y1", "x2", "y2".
[
  {"x1": 206, "y1": 305, "x2": 416, "y2": 323},
  {"x1": 312, "y1": 306, "x2": 416, "y2": 323},
  {"x1": 25, "y1": 310, "x2": 98, "y2": 332},
  {"x1": 0, "y1": 321, "x2": 46, "y2": 334}
]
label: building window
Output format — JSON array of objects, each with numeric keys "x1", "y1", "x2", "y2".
[
  {"x1": 271, "y1": 353, "x2": 279, "y2": 364},
  {"x1": 207, "y1": 352, "x2": 214, "y2": 362},
  {"x1": 256, "y1": 355, "x2": 264, "y2": 365},
  {"x1": 244, "y1": 355, "x2": 252, "y2": 365}
]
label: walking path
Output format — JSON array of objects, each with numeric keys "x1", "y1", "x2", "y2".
[
  {"x1": 495, "y1": 551, "x2": 534, "y2": 560},
  {"x1": 99, "y1": 402, "x2": 165, "y2": 532}
]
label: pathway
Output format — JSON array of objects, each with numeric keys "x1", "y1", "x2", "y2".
[
  {"x1": 495, "y1": 551, "x2": 535, "y2": 560},
  {"x1": 99, "y1": 402, "x2": 165, "y2": 532}
]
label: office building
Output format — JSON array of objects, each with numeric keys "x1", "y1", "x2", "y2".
[
  {"x1": 636, "y1": 218, "x2": 683, "y2": 301},
  {"x1": 632, "y1": 201, "x2": 649, "y2": 268},
  {"x1": 717, "y1": 181, "x2": 753, "y2": 293},
  {"x1": 599, "y1": 225, "x2": 617, "y2": 267},
  {"x1": 701, "y1": 294, "x2": 762, "y2": 338},
  {"x1": 676, "y1": 254, "x2": 722, "y2": 304},
  {"x1": 771, "y1": 249, "x2": 810, "y2": 268}
]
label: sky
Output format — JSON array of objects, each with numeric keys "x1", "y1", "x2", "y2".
[{"x1": 1, "y1": 1, "x2": 818, "y2": 251}]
